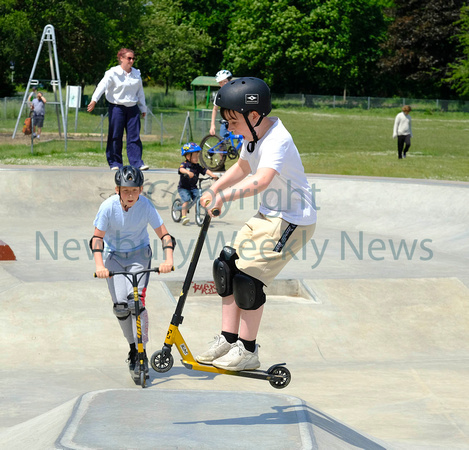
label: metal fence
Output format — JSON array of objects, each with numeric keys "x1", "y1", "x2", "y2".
[
  {"x1": 0, "y1": 96, "x2": 214, "y2": 144},
  {"x1": 272, "y1": 93, "x2": 469, "y2": 112},
  {"x1": 2, "y1": 91, "x2": 469, "y2": 144}
]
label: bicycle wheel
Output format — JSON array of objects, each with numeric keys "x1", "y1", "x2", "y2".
[
  {"x1": 199, "y1": 135, "x2": 227, "y2": 171},
  {"x1": 195, "y1": 199, "x2": 206, "y2": 227},
  {"x1": 171, "y1": 198, "x2": 183, "y2": 222}
]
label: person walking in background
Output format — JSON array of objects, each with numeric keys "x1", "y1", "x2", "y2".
[
  {"x1": 209, "y1": 70, "x2": 233, "y2": 137},
  {"x1": 31, "y1": 91, "x2": 46, "y2": 139},
  {"x1": 87, "y1": 48, "x2": 149, "y2": 171},
  {"x1": 393, "y1": 105, "x2": 412, "y2": 159}
]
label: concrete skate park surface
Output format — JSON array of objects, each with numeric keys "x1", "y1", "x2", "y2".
[{"x1": 1, "y1": 166, "x2": 468, "y2": 449}]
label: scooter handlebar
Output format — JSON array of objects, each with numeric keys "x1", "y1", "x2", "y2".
[
  {"x1": 202, "y1": 199, "x2": 220, "y2": 216},
  {"x1": 94, "y1": 266, "x2": 174, "y2": 278}
]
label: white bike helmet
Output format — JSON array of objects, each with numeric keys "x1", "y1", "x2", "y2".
[{"x1": 215, "y1": 70, "x2": 232, "y2": 83}]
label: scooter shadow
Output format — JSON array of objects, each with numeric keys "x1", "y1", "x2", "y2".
[{"x1": 146, "y1": 365, "x2": 220, "y2": 386}]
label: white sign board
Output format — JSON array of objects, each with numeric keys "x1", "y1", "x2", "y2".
[{"x1": 68, "y1": 86, "x2": 81, "y2": 108}]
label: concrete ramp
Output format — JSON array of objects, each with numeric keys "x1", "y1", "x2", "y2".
[
  {"x1": 2, "y1": 167, "x2": 469, "y2": 449},
  {"x1": 56, "y1": 390, "x2": 386, "y2": 450}
]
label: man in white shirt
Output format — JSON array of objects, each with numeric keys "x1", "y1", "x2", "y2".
[{"x1": 88, "y1": 48, "x2": 149, "y2": 171}]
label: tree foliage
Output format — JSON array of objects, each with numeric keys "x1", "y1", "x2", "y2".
[
  {"x1": 0, "y1": 0, "x2": 146, "y2": 95},
  {"x1": 223, "y1": 0, "x2": 389, "y2": 95},
  {"x1": 178, "y1": 0, "x2": 233, "y2": 75},
  {"x1": 137, "y1": 0, "x2": 212, "y2": 93},
  {"x1": 448, "y1": 5, "x2": 469, "y2": 97},
  {"x1": 379, "y1": 0, "x2": 465, "y2": 98},
  {"x1": 0, "y1": 0, "x2": 467, "y2": 98}
]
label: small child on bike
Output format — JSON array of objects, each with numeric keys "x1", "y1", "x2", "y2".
[
  {"x1": 91, "y1": 165, "x2": 175, "y2": 374},
  {"x1": 197, "y1": 77, "x2": 316, "y2": 371},
  {"x1": 178, "y1": 142, "x2": 218, "y2": 225}
]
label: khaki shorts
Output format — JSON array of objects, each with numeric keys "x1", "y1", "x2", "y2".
[{"x1": 232, "y1": 212, "x2": 316, "y2": 286}]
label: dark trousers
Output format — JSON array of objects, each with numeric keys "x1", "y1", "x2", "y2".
[
  {"x1": 107, "y1": 103, "x2": 144, "y2": 168},
  {"x1": 397, "y1": 134, "x2": 411, "y2": 159}
]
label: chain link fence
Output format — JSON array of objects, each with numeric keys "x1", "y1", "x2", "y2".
[{"x1": 2, "y1": 91, "x2": 469, "y2": 144}]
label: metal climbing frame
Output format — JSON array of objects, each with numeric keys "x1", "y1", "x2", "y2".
[{"x1": 12, "y1": 24, "x2": 66, "y2": 145}]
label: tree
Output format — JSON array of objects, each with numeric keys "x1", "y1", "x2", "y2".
[
  {"x1": 379, "y1": 0, "x2": 465, "y2": 98},
  {"x1": 178, "y1": 0, "x2": 233, "y2": 75},
  {"x1": 0, "y1": 0, "x2": 146, "y2": 94},
  {"x1": 223, "y1": 0, "x2": 388, "y2": 95},
  {"x1": 0, "y1": 7, "x2": 36, "y2": 96},
  {"x1": 138, "y1": 0, "x2": 212, "y2": 93},
  {"x1": 448, "y1": 5, "x2": 469, "y2": 97}
]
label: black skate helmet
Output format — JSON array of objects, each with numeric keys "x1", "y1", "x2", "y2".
[
  {"x1": 215, "y1": 77, "x2": 271, "y2": 117},
  {"x1": 115, "y1": 165, "x2": 144, "y2": 187},
  {"x1": 215, "y1": 77, "x2": 272, "y2": 152}
]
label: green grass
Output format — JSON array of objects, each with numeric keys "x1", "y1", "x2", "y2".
[
  {"x1": 1, "y1": 107, "x2": 469, "y2": 182},
  {"x1": 279, "y1": 109, "x2": 469, "y2": 181}
]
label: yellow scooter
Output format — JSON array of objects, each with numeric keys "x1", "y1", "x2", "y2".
[
  {"x1": 150, "y1": 213, "x2": 291, "y2": 389},
  {"x1": 95, "y1": 267, "x2": 162, "y2": 388}
]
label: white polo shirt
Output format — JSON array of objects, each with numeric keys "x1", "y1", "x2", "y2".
[{"x1": 91, "y1": 65, "x2": 147, "y2": 113}]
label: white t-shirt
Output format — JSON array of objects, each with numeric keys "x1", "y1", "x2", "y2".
[
  {"x1": 240, "y1": 117, "x2": 316, "y2": 226},
  {"x1": 94, "y1": 194, "x2": 163, "y2": 252},
  {"x1": 91, "y1": 65, "x2": 147, "y2": 113}
]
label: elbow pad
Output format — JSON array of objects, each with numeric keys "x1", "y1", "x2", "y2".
[
  {"x1": 161, "y1": 233, "x2": 176, "y2": 251},
  {"x1": 89, "y1": 235, "x2": 104, "y2": 253}
]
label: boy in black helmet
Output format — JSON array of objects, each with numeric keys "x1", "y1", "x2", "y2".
[
  {"x1": 92, "y1": 165, "x2": 174, "y2": 374},
  {"x1": 198, "y1": 77, "x2": 317, "y2": 371}
]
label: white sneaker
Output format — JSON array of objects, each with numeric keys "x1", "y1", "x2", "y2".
[
  {"x1": 182, "y1": 216, "x2": 190, "y2": 225},
  {"x1": 140, "y1": 165, "x2": 149, "y2": 171},
  {"x1": 212, "y1": 340, "x2": 260, "y2": 371},
  {"x1": 196, "y1": 335, "x2": 232, "y2": 364},
  {"x1": 110, "y1": 166, "x2": 119, "y2": 171}
]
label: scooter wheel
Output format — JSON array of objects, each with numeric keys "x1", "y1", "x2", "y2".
[
  {"x1": 268, "y1": 365, "x2": 291, "y2": 389},
  {"x1": 140, "y1": 371, "x2": 146, "y2": 388},
  {"x1": 150, "y1": 349, "x2": 174, "y2": 373}
]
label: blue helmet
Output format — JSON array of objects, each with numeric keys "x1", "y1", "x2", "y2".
[{"x1": 181, "y1": 142, "x2": 201, "y2": 156}]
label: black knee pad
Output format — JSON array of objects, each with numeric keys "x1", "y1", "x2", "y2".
[
  {"x1": 233, "y1": 272, "x2": 266, "y2": 310},
  {"x1": 126, "y1": 294, "x2": 145, "y2": 316},
  {"x1": 212, "y1": 246, "x2": 239, "y2": 297},
  {"x1": 113, "y1": 303, "x2": 131, "y2": 321}
]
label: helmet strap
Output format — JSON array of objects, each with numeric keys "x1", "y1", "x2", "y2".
[
  {"x1": 117, "y1": 188, "x2": 129, "y2": 212},
  {"x1": 243, "y1": 113, "x2": 264, "y2": 153}
]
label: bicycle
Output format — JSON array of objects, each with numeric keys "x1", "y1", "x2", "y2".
[
  {"x1": 171, "y1": 176, "x2": 216, "y2": 227},
  {"x1": 199, "y1": 122, "x2": 243, "y2": 171}
]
